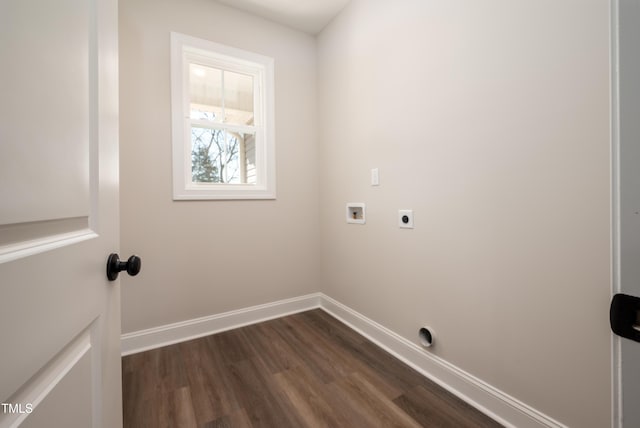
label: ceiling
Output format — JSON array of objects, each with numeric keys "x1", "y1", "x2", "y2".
[{"x1": 215, "y1": 0, "x2": 351, "y2": 35}]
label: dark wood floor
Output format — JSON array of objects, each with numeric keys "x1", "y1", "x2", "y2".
[{"x1": 122, "y1": 309, "x2": 502, "y2": 428}]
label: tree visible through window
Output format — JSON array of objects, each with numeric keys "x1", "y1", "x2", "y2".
[
  {"x1": 190, "y1": 111, "x2": 244, "y2": 184},
  {"x1": 191, "y1": 128, "x2": 238, "y2": 183}
]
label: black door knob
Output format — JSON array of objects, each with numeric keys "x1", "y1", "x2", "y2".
[
  {"x1": 610, "y1": 293, "x2": 640, "y2": 343},
  {"x1": 107, "y1": 253, "x2": 141, "y2": 281}
]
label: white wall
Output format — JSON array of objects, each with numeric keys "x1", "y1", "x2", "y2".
[
  {"x1": 317, "y1": 1, "x2": 611, "y2": 427},
  {"x1": 119, "y1": 0, "x2": 319, "y2": 333}
]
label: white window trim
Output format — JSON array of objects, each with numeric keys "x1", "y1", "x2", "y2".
[{"x1": 170, "y1": 32, "x2": 276, "y2": 200}]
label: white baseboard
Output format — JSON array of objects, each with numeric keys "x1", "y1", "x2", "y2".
[
  {"x1": 120, "y1": 293, "x2": 322, "y2": 356},
  {"x1": 121, "y1": 292, "x2": 566, "y2": 428}
]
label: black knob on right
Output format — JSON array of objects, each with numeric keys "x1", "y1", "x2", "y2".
[{"x1": 106, "y1": 253, "x2": 142, "y2": 281}]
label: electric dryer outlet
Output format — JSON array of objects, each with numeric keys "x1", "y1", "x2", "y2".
[{"x1": 399, "y1": 210, "x2": 414, "y2": 229}]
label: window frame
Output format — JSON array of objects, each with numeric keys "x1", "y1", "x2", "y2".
[{"x1": 170, "y1": 32, "x2": 276, "y2": 200}]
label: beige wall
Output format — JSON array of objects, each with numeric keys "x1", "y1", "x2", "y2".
[
  {"x1": 119, "y1": 0, "x2": 320, "y2": 332},
  {"x1": 317, "y1": 1, "x2": 611, "y2": 427},
  {"x1": 121, "y1": 0, "x2": 613, "y2": 425}
]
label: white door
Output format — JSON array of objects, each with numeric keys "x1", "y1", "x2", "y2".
[
  {"x1": 613, "y1": 1, "x2": 640, "y2": 427},
  {"x1": 0, "y1": 0, "x2": 122, "y2": 427}
]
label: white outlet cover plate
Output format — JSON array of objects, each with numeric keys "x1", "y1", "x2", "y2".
[{"x1": 399, "y1": 209, "x2": 414, "y2": 228}]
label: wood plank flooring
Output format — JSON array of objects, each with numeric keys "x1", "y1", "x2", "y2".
[{"x1": 122, "y1": 309, "x2": 502, "y2": 428}]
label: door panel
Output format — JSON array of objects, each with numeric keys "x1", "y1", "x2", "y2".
[
  {"x1": 8, "y1": 328, "x2": 93, "y2": 428},
  {"x1": 0, "y1": 0, "x2": 91, "y2": 226},
  {"x1": 0, "y1": 0, "x2": 121, "y2": 427},
  {"x1": 20, "y1": 350, "x2": 93, "y2": 428}
]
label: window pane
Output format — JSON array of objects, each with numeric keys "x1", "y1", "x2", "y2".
[
  {"x1": 189, "y1": 64, "x2": 222, "y2": 121},
  {"x1": 223, "y1": 70, "x2": 254, "y2": 126},
  {"x1": 191, "y1": 126, "x2": 256, "y2": 185}
]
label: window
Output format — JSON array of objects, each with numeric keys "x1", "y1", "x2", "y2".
[{"x1": 171, "y1": 32, "x2": 275, "y2": 200}]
